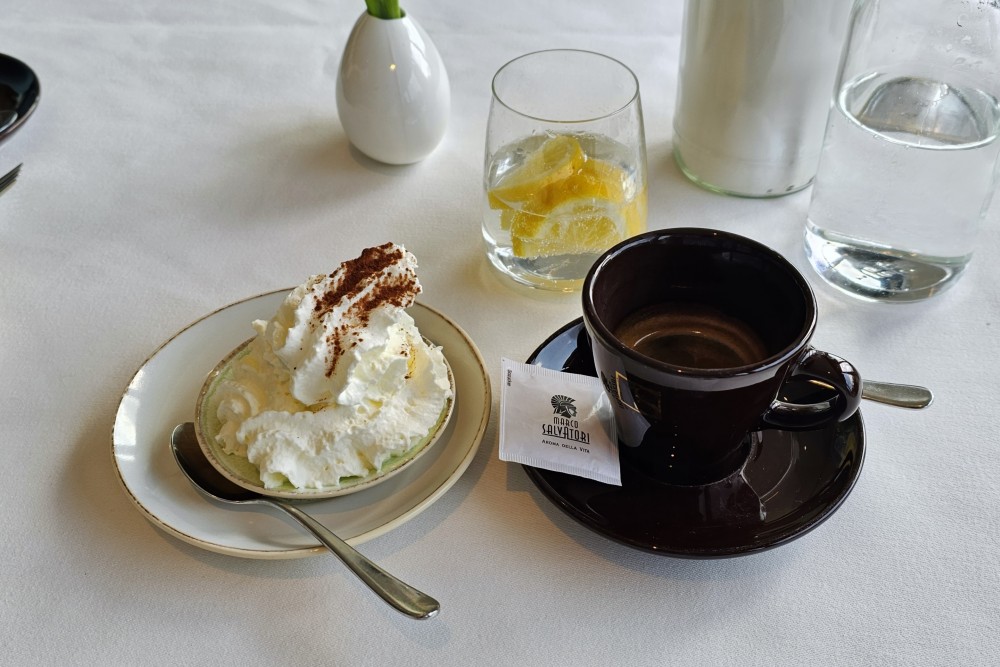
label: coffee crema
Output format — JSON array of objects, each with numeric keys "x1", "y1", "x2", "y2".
[{"x1": 612, "y1": 302, "x2": 768, "y2": 369}]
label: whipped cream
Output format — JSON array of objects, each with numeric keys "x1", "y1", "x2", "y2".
[{"x1": 212, "y1": 243, "x2": 453, "y2": 490}]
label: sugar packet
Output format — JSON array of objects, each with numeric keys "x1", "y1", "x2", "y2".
[{"x1": 499, "y1": 357, "x2": 621, "y2": 486}]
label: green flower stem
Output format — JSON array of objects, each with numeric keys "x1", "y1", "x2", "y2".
[{"x1": 365, "y1": 0, "x2": 402, "y2": 19}]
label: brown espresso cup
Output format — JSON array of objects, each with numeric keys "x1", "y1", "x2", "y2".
[{"x1": 582, "y1": 228, "x2": 862, "y2": 486}]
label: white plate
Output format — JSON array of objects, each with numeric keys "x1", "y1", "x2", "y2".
[{"x1": 112, "y1": 290, "x2": 491, "y2": 559}]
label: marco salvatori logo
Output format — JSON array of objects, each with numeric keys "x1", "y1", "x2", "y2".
[
  {"x1": 543, "y1": 394, "x2": 590, "y2": 448},
  {"x1": 550, "y1": 394, "x2": 577, "y2": 418}
]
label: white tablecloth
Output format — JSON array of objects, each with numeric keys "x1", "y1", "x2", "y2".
[{"x1": 3, "y1": 1, "x2": 997, "y2": 664}]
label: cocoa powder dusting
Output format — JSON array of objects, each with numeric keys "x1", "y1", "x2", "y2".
[{"x1": 311, "y1": 243, "x2": 420, "y2": 377}]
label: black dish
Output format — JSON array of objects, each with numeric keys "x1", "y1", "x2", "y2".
[
  {"x1": 0, "y1": 54, "x2": 41, "y2": 145},
  {"x1": 523, "y1": 318, "x2": 865, "y2": 559}
]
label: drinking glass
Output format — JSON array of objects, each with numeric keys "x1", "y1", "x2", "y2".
[
  {"x1": 804, "y1": 0, "x2": 1000, "y2": 302},
  {"x1": 482, "y1": 49, "x2": 648, "y2": 292}
]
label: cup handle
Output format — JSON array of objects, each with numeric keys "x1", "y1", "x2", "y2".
[{"x1": 760, "y1": 347, "x2": 862, "y2": 431}]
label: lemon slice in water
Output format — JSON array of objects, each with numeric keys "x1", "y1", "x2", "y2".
[
  {"x1": 511, "y1": 198, "x2": 628, "y2": 259},
  {"x1": 487, "y1": 135, "x2": 585, "y2": 209}
]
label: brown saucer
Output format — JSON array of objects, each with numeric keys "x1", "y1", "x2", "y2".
[{"x1": 523, "y1": 318, "x2": 865, "y2": 558}]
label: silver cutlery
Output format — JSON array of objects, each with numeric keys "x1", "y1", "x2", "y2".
[
  {"x1": 861, "y1": 380, "x2": 933, "y2": 409},
  {"x1": 808, "y1": 378, "x2": 934, "y2": 409},
  {"x1": 169, "y1": 422, "x2": 440, "y2": 620},
  {"x1": 0, "y1": 163, "x2": 21, "y2": 195}
]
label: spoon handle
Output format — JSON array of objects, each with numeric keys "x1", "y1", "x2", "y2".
[
  {"x1": 862, "y1": 380, "x2": 934, "y2": 409},
  {"x1": 268, "y1": 500, "x2": 440, "y2": 619}
]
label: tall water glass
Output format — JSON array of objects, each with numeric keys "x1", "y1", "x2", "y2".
[
  {"x1": 483, "y1": 50, "x2": 648, "y2": 292},
  {"x1": 805, "y1": 0, "x2": 1000, "y2": 302}
]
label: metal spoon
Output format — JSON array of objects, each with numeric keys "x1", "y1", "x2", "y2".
[
  {"x1": 861, "y1": 380, "x2": 933, "y2": 409},
  {"x1": 808, "y1": 379, "x2": 933, "y2": 409},
  {"x1": 0, "y1": 163, "x2": 20, "y2": 196},
  {"x1": 169, "y1": 422, "x2": 440, "y2": 620}
]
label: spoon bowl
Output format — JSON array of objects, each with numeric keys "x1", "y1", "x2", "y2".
[{"x1": 170, "y1": 422, "x2": 440, "y2": 619}]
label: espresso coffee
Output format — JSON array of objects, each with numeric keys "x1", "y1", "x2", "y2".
[{"x1": 613, "y1": 302, "x2": 768, "y2": 369}]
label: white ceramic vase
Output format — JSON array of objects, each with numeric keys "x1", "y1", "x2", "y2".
[{"x1": 336, "y1": 11, "x2": 450, "y2": 165}]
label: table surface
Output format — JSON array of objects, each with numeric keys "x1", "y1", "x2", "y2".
[{"x1": 3, "y1": 1, "x2": 998, "y2": 664}]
